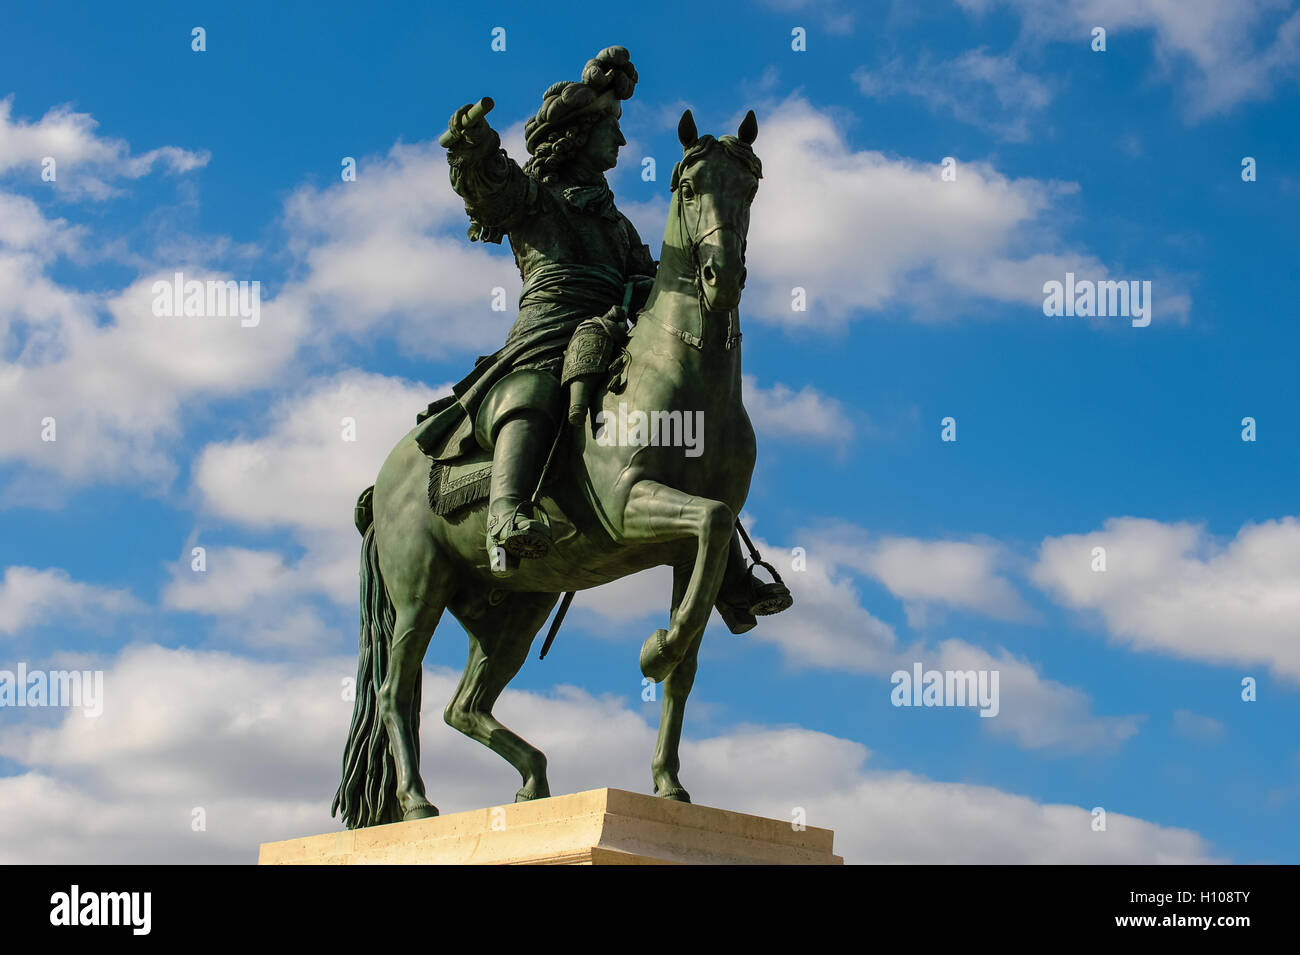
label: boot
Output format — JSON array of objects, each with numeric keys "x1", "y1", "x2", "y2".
[
  {"x1": 715, "y1": 533, "x2": 757, "y2": 634},
  {"x1": 485, "y1": 413, "x2": 554, "y2": 563},
  {"x1": 715, "y1": 531, "x2": 794, "y2": 633}
]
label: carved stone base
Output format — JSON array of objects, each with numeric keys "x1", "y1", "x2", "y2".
[{"x1": 258, "y1": 788, "x2": 843, "y2": 865}]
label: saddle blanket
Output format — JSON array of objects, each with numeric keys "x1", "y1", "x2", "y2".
[{"x1": 428, "y1": 456, "x2": 492, "y2": 517}]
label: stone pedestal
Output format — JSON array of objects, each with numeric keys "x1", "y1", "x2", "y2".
[{"x1": 258, "y1": 787, "x2": 843, "y2": 865}]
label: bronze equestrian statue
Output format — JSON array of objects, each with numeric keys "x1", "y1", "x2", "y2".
[{"x1": 334, "y1": 47, "x2": 792, "y2": 827}]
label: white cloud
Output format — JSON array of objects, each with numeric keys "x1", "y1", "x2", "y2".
[
  {"x1": 194, "y1": 370, "x2": 442, "y2": 537},
  {"x1": 0, "y1": 644, "x2": 1216, "y2": 863},
  {"x1": 0, "y1": 269, "x2": 305, "y2": 484},
  {"x1": 0, "y1": 102, "x2": 300, "y2": 488},
  {"x1": 930, "y1": 638, "x2": 1141, "y2": 751},
  {"x1": 740, "y1": 97, "x2": 1170, "y2": 326},
  {"x1": 747, "y1": 526, "x2": 1135, "y2": 751},
  {"x1": 960, "y1": 0, "x2": 1300, "y2": 118},
  {"x1": 280, "y1": 140, "x2": 517, "y2": 357},
  {"x1": 0, "y1": 96, "x2": 208, "y2": 199},
  {"x1": 190, "y1": 371, "x2": 448, "y2": 620},
  {"x1": 0, "y1": 194, "x2": 89, "y2": 389},
  {"x1": 158, "y1": 544, "x2": 348, "y2": 650},
  {"x1": 1032, "y1": 516, "x2": 1300, "y2": 681},
  {"x1": 567, "y1": 565, "x2": 675, "y2": 629},
  {"x1": 812, "y1": 766, "x2": 1216, "y2": 863},
  {"x1": 0, "y1": 112, "x2": 513, "y2": 490},
  {"x1": 0, "y1": 191, "x2": 83, "y2": 257},
  {"x1": 854, "y1": 48, "x2": 1054, "y2": 141},
  {"x1": 162, "y1": 547, "x2": 308, "y2": 616},
  {"x1": 824, "y1": 532, "x2": 1032, "y2": 622},
  {"x1": 742, "y1": 373, "x2": 855, "y2": 445},
  {"x1": 0, "y1": 566, "x2": 139, "y2": 637},
  {"x1": 748, "y1": 530, "x2": 902, "y2": 674}
]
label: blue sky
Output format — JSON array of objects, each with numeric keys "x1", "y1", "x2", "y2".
[{"x1": 1, "y1": 1, "x2": 1298, "y2": 863}]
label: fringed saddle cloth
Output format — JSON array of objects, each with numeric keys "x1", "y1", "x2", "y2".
[{"x1": 427, "y1": 454, "x2": 493, "y2": 517}]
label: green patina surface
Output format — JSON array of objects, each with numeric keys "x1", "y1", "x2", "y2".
[{"x1": 333, "y1": 47, "x2": 792, "y2": 829}]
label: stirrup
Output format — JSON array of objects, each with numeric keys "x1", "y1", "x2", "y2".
[
  {"x1": 746, "y1": 560, "x2": 793, "y2": 616},
  {"x1": 487, "y1": 499, "x2": 552, "y2": 560}
]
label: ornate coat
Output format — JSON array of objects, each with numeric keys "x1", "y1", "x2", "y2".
[{"x1": 415, "y1": 124, "x2": 657, "y2": 462}]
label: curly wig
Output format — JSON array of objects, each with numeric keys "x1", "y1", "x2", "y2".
[{"x1": 522, "y1": 47, "x2": 638, "y2": 182}]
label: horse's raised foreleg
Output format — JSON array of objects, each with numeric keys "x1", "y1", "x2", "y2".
[
  {"x1": 445, "y1": 592, "x2": 558, "y2": 802},
  {"x1": 651, "y1": 563, "x2": 700, "y2": 802},
  {"x1": 621, "y1": 479, "x2": 734, "y2": 681}
]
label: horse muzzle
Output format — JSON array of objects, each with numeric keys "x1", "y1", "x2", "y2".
[{"x1": 698, "y1": 247, "x2": 745, "y2": 313}]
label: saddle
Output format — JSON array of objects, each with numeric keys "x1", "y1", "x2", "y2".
[{"x1": 422, "y1": 308, "x2": 630, "y2": 518}]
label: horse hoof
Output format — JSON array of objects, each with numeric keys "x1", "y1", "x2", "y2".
[
  {"x1": 656, "y1": 787, "x2": 691, "y2": 803},
  {"x1": 515, "y1": 787, "x2": 548, "y2": 802},
  {"x1": 402, "y1": 801, "x2": 439, "y2": 821},
  {"x1": 640, "y1": 628, "x2": 682, "y2": 682}
]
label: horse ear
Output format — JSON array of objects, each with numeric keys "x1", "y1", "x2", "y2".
[
  {"x1": 738, "y1": 109, "x2": 758, "y2": 145},
  {"x1": 678, "y1": 109, "x2": 698, "y2": 149}
]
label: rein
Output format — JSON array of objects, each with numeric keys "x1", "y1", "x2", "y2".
[{"x1": 642, "y1": 166, "x2": 746, "y2": 350}]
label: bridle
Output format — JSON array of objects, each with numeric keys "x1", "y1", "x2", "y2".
[
  {"x1": 665, "y1": 141, "x2": 757, "y2": 347},
  {"x1": 680, "y1": 203, "x2": 749, "y2": 299}
]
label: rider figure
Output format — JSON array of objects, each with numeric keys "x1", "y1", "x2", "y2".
[
  {"x1": 443, "y1": 46, "x2": 649, "y2": 563},
  {"x1": 441, "y1": 46, "x2": 788, "y2": 630}
]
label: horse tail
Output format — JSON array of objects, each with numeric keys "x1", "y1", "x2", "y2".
[{"x1": 331, "y1": 507, "x2": 419, "y2": 828}]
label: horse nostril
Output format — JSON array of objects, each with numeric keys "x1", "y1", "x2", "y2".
[{"x1": 702, "y1": 264, "x2": 716, "y2": 284}]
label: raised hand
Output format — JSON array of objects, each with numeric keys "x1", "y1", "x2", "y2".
[{"x1": 440, "y1": 97, "x2": 496, "y2": 148}]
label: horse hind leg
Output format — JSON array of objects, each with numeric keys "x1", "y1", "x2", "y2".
[
  {"x1": 335, "y1": 522, "x2": 446, "y2": 827},
  {"x1": 445, "y1": 592, "x2": 559, "y2": 802}
]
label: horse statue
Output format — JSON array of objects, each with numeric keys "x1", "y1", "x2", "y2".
[{"x1": 333, "y1": 108, "x2": 779, "y2": 827}]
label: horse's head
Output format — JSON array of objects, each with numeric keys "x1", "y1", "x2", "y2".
[{"x1": 670, "y1": 109, "x2": 762, "y2": 314}]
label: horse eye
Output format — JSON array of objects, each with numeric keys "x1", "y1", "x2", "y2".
[{"x1": 680, "y1": 182, "x2": 694, "y2": 199}]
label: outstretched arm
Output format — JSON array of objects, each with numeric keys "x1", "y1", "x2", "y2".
[{"x1": 444, "y1": 101, "x2": 535, "y2": 243}]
